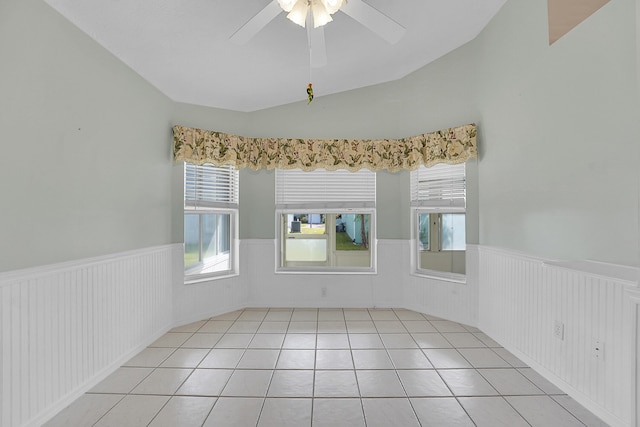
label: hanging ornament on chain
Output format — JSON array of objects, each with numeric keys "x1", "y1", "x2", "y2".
[{"x1": 306, "y1": 82, "x2": 314, "y2": 104}]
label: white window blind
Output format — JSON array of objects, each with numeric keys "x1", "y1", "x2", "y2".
[
  {"x1": 276, "y1": 168, "x2": 376, "y2": 209},
  {"x1": 185, "y1": 163, "x2": 239, "y2": 209},
  {"x1": 410, "y1": 163, "x2": 465, "y2": 209}
]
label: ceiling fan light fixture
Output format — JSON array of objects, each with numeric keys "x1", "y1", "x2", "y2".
[
  {"x1": 311, "y1": 1, "x2": 333, "y2": 27},
  {"x1": 277, "y1": 0, "x2": 298, "y2": 12},
  {"x1": 319, "y1": 0, "x2": 344, "y2": 15},
  {"x1": 286, "y1": 0, "x2": 309, "y2": 27}
]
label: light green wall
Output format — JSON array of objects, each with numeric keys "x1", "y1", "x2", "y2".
[
  {"x1": 0, "y1": 0, "x2": 175, "y2": 272},
  {"x1": 474, "y1": 0, "x2": 640, "y2": 265},
  {"x1": 6, "y1": 0, "x2": 636, "y2": 271},
  {"x1": 217, "y1": 36, "x2": 481, "y2": 240}
]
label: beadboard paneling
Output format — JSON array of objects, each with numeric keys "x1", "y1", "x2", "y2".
[
  {"x1": 478, "y1": 246, "x2": 638, "y2": 427},
  {"x1": 0, "y1": 245, "x2": 176, "y2": 427}
]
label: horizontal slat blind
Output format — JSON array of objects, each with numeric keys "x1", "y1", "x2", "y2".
[
  {"x1": 410, "y1": 163, "x2": 465, "y2": 208},
  {"x1": 185, "y1": 163, "x2": 239, "y2": 209},
  {"x1": 276, "y1": 168, "x2": 376, "y2": 209}
]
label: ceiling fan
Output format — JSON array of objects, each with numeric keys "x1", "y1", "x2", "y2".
[{"x1": 230, "y1": 0, "x2": 406, "y2": 68}]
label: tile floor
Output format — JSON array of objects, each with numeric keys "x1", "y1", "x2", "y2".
[{"x1": 45, "y1": 308, "x2": 609, "y2": 426}]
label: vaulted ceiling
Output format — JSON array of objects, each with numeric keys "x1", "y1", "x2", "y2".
[{"x1": 44, "y1": 0, "x2": 507, "y2": 112}]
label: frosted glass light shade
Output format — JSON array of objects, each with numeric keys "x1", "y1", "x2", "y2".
[
  {"x1": 311, "y1": 1, "x2": 332, "y2": 27},
  {"x1": 287, "y1": 0, "x2": 309, "y2": 27},
  {"x1": 277, "y1": 0, "x2": 298, "y2": 12},
  {"x1": 320, "y1": 0, "x2": 344, "y2": 14}
]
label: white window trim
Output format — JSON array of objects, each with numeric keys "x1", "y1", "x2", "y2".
[
  {"x1": 410, "y1": 207, "x2": 466, "y2": 284},
  {"x1": 184, "y1": 163, "x2": 239, "y2": 283},
  {"x1": 184, "y1": 207, "x2": 239, "y2": 284},
  {"x1": 275, "y1": 168, "x2": 377, "y2": 274},
  {"x1": 410, "y1": 162, "x2": 467, "y2": 283},
  {"x1": 275, "y1": 208, "x2": 377, "y2": 275}
]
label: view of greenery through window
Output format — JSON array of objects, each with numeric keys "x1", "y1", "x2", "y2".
[{"x1": 288, "y1": 214, "x2": 368, "y2": 251}]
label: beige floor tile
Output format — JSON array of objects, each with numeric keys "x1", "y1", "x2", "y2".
[
  {"x1": 423, "y1": 348, "x2": 472, "y2": 368},
  {"x1": 362, "y1": 398, "x2": 420, "y2": 427},
  {"x1": 160, "y1": 348, "x2": 209, "y2": 368},
  {"x1": 175, "y1": 369, "x2": 233, "y2": 396},
  {"x1": 478, "y1": 368, "x2": 545, "y2": 395},
  {"x1": 203, "y1": 397, "x2": 263, "y2": 427},
  {"x1": 352, "y1": 349, "x2": 394, "y2": 369},
  {"x1": 457, "y1": 348, "x2": 511, "y2": 368},
  {"x1": 148, "y1": 396, "x2": 216, "y2": 427},
  {"x1": 506, "y1": 395, "x2": 585, "y2": 427},
  {"x1": 93, "y1": 395, "x2": 170, "y2": 427},
  {"x1": 312, "y1": 398, "x2": 365, "y2": 427},
  {"x1": 258, "y1": 398, "x2": 312, "y2": 426},
  {"x1": 315, "y1": 349, "x2": 354, "y2": 369},
  {"x1": 89, "y1": 367, "x2": 152, "y2": 393},
  {"x1": 227, "y1": 321, "x2": 261, "y2": 333},
  {"x1": 267, "y1": 370, "x2": 314, "y2": 397},
  {"x1": 248, "y1": 333, "x2": 285, "y2": 349},
  {"x1": 123, "y1": 347, "x2": 175, "y2": 367},
  {"x1": 317, "y1": 309, "x2": 345, "y2": 321},
  {"x1": 314, "y1": 370, "x2": 360, "y2": 397},
  {"x1": 316, "y1": 333, "x2": 349, "y2": 349},
  {"x1": 387, "y1": 349, "x2": 433, "y2": 369},
  {"x1": 357, "y1": 370, "x2": 406, "y2": 397},
  {"x1": 411, "y1": 397, "x2": 475, "y2": 426},
  {"x1": 130, "y1": 368, "x2": 192, "y2": 395},
  {"x1": 402, "y1": 320, "x2": 438, "y2": 333},
  {"x1": 182, "y1": 333, "x2": 223, "y2": 348},
  {"x1": 459, "y1": 396, "x2": 530, "y2": 427},
  {"x1": 283, "y1": 333, "x2": 316, "y2": 349},
  {"x1": 439, "y1": 369, "x2": 499, "y2": 396},
  {"x1": 44, "y1": 394, "x2": 124, "y2": 427},
  {"x1": 256, "y1": 321, "x2": 289, "y2": 333},
  {"x1": 276, "y1": 349, "x2": 316, "y2": 369},
  {"x1": 149, "y1": 332, "x2": 192, "y2": 348},
  {"x1": 236, "y1": 349, "x2": 280, "y2": 369},
  {"x1": 380, "y1": 333, "x2": 419, "y2": 349},
  {"x1": 198, "y1": 348, "x2": 245, "y2": 369},
  {"x1": 221, "y1": 369, "x2": 273, "y2": 397},
  {"x1": 411, "y1": 333, "x2": 453, "y2": 349},
  {"x1": 397, "y1": 370, "x2": 451, "y2": 397},
  {"x1": 198, "y1": 320, "x2": 234, "y2": 333},
  {"x1": 348, "y1": 333, "x2": 385, "y2": 349}
]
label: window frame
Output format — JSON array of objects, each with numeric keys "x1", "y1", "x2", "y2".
[
  {"x1": 183, "y1": 163, "x2": 239, "y2": 283},
  {"x1": 275, "y1": 208, "x2": 376, "y2": 274},
  {"x1": 274, "y1": 168, "x2": 377, "y2": 274},
  {"x1": 410, "y1": 163, "x2": 467, "y2": 283}
]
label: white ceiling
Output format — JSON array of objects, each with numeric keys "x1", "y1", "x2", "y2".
[{"x1": 44, "y1": 0, "x2": 507, "y2": 112}]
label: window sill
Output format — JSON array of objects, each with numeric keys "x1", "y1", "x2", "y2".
[
  {"x1": 411, "y1": 270, "x2": 467, "y2": 284},
  {"x1": 275, "y1": 268, "x2": 377, "y2": 275},
  {"x1": 184, "y1": 271, "x2": 238, "y2": 285}
]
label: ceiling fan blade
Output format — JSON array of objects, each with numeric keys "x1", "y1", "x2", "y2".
[
  {"x1": 230, "y1": 0, "x2": 282, "y2": 45},
  {"x1": 339, "y1": 0, "x2": 406, "y2": 44},
  {"x1": 307, "y1": 24, "x2": 327, "y2": 68}
]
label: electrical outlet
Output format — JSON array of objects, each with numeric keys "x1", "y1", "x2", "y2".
[
  {"x1": 553, "y1": 321, "x2": 564, "y2": 340},
  {"x1": 321, "y1": 286, "x2": 327, "y2": 297},
  {"x1": 593, "y1": 339, "x2": 604, "y2": 360}
]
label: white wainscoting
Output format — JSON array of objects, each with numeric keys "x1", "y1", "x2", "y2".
[
  {"x1": 7, "y1": 240, "x2": 637, "y2": 426},
  {"x1": 241, "y1": 239, "x2": 408, "y2": 309},
  {"x1": 237, "y1": 239, "x2": 476, "y2": 324},
  {"x1": 404, "y1": 244, "x2": 479, "y2": 327},
  {"x1": 478, "y1": 245, "x2": 639, "y2": 427},
  {"x1": 172, "y1": 241, "x2": 245, "y2": 326},
  {"x1": 0, "y1": 245, "x2": 176, "y2": 427}
]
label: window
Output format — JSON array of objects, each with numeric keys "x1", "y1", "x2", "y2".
[
  {"x1": 275, "y1": 168, "x2": 376, "y2": 273},
  {"x1": 411, "y1": 163, "x2": 466, "y2": 280},
  {"x1": 184, "y1": 163, "x2": 238, "y2": 280}
]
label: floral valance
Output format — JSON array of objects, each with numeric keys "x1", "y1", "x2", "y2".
[{"x1": 172, "y1": 123, "x2": 477, "y2": 172}]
